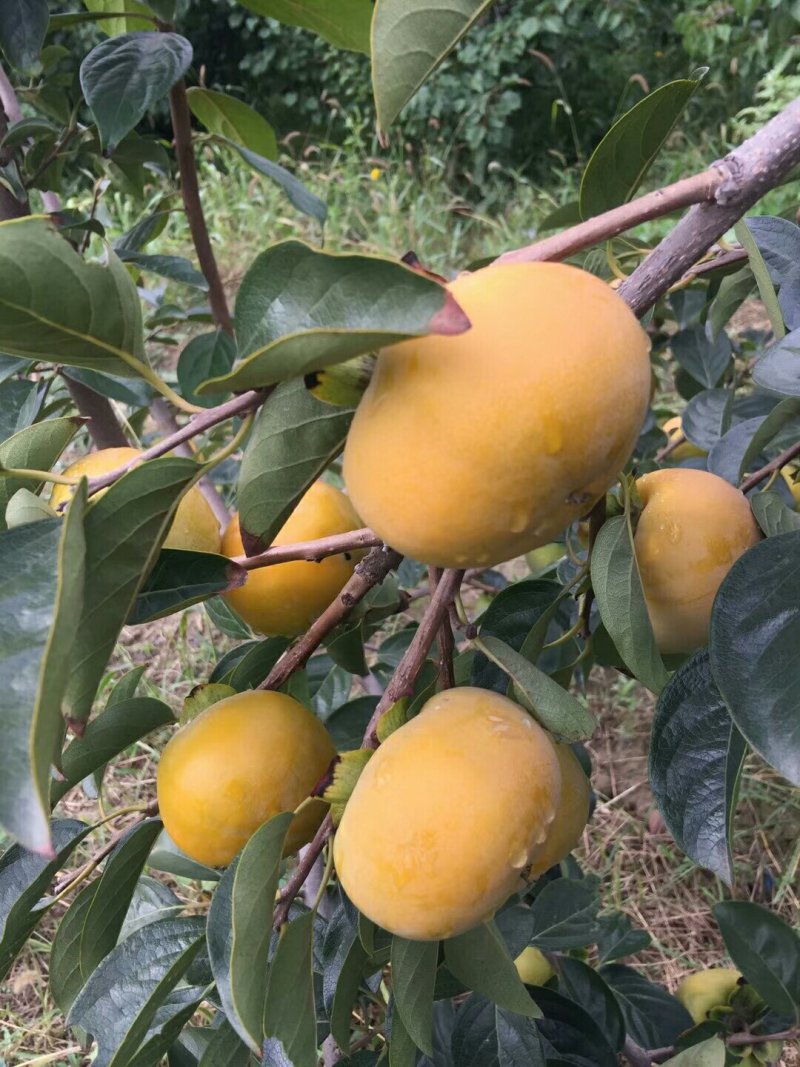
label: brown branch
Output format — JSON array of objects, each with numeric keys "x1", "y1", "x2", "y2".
[
  {"x1": 233, "y1": 528, "x2": 382, "y2": 570},
  {"x1": 622, "y1": 1037, "x2": 654, "y2": 1067},
  {"x1": 273, "y1": 812, "x2": 333, "y2": 928},
  {"x1": 258, "y1": 546, "x2": 403, "y2": 692},
  {"x1": 428, "y1": 567, "x2": 456, "y2": 690},
  {"x1": 728, "y1": 1029, "x2": 800, "y2": 1048},
  {"x1": 740, "y1": 437, "x2": 800, "y2": 493},
  {"x1": 52, "y1": 801, "x2": 158, "y2": 896},
  {"x1": 149, "y1": 397, "x2": 229, "y2": 529},
  {"x1": 619, "y1": 98, "x2": 800, "y2": 315},
  {"x1": 63, "y1": 375, "x2": 129, "y2": 449},
  {"x1": 362, "y1": 568, "x2": 465, "y2": 748},
  {"x1": 83, "y1": 389, "x2": 264, "y2": 495},
  {"x1": 496, "y1": 169, "x2": 722, "y2": 268},
  {"x1": 168, "y1": 80, "x2": 233, "y2": 335}
]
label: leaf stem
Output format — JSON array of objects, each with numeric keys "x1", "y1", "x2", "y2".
[{"x1": 0, "y1": 467, "x2": 80, "y2": 486}]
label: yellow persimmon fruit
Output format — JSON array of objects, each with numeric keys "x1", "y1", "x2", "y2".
[
  {"x1": 676, "y1": 967, "x2": 742, "y2": 1024},
  {"x1": 782, "y1": 467, "x2": 800, "y2": 507},
  {"x1": 333, "y1": 686, "x2": 562, "y2": 941},
  {"x1": 157, "y1": 689, "x2": 336, "y2": 867},
  {"x1": 222, "y1": 481, "x2": 363, "y2": 636},
  {"x1": 634, "y1": 468, "x2": 760, "y2": 654},
  {"x1": 50, "y1": 446, "x2": 221, "y2": 553},
  {"x1": 662, "y1": 415, "x2": 707, "y2": 461},
  {"x1": 514, "y1": 946, "x2": 554, "y2": 987},
  {"x1": 528, "y1": 742, "x2": 591, "y2": 877},
  {"x1": 343, "y1": 261, "x2": 651, "y2": 568}
]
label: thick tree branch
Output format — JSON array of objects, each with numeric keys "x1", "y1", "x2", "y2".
[
  {"x1": 169, "y1": 81, "x2": 233, "y2": 335},
  {"x1": 233, "y1": 528, "x2": 382, "y2": 570},
  {"x1": 362, "y1": 568, "x2": 465, "y2": 748},
  {"x1": 63, "y1": 376, "x2": 129, "y2": 449},
  {"x1": 619, "y1": 98, "x2": 800, "y2": 315},
  {"x1": 428, "y1": 567, "x2": 456, "y2": 690},
  {"x1": 496, "y1": 169, "x2": 722, "y2": 267},
  {"x1": 258, "y1": 546, "x2": 403, "y2": 692}
]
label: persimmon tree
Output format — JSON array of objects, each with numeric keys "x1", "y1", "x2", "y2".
[{"x1": 1, "y1": 4, "x2": 799, "y2": 1067}]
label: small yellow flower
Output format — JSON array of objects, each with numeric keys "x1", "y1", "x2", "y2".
[{"x1": 369, "y1": 167, "x2": 382, "y2": 181}]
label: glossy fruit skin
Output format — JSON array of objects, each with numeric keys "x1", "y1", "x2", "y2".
[
  {"x1": 634, "y1": 468, "x2": 760, "y2": 654},
  {"x1": 528, "y1": 743, "x2": 591, "y2": 877},
  {"x1": 662, "y1": 415, "x2": 707, "y2": 461},
  {"x1": 676, "y1": 967, "x2": 742, "y2": 1024},
  {"x1": 157, "y1": 689, "x2": 336, "y2": 867},
  {"x1": 343, "y1": 262, "x2": 651, "y2": 568},
  {"x1": 50, "y1": 446, "x2": 221, "y2": 553},
  {"x1": 333, "y1": 686, "x2": 562, "y2": 941},
  {"x1": 515, "y1": 946, "x2": 554, "y2": 987},
  {"x1": 222, "y1": 481, "x2": 363, "y2": 636}
]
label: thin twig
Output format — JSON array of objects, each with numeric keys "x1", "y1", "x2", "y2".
[
  {"x1": 258, "y1": 546, "x2": 403, "y2": 692},
  {"x1": 728, "y1": 1029, "x2": 800, "y2": 1048},
  {"x1": 362, "y1": 568, "x2": 465, "y2": 748},
  {"x1": 63, "y1": 375, "x2": 129, "y2": 449},
  {"x1": 622, "y1": 1036, "x2": 653, "y2": 1067},
  {"x1": 273, "y1": 812, "x2": 333, "y2": 929},
  {"x1": 51, "y1": 802, "x2": 158, "y2": 897},
  {"x1": 740, "y1": 438, "x2": 800, "y2": 493},
  {"x1": 428, "y1": 567, "x2": 456, "y2": 690},
  {"x1": 168, "y1": 80, "x2": 233, "y2": 335},
  {"x1": 233, "y1": 528, "x2": 382, "y2": 570}
]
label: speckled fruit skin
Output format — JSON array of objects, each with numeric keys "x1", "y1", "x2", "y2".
[
  {"x1": 528, "y1": 743, "x2": 591, "y2": 877},
  {"x1": 662, "y1": 415, "x2": 707, "y2": 461},
  {"x1": 333, "y1": 687, "x2": 562, "y2": 941},
  {"x1": 676, "y1": 968, "x2": 742, "y2": 1024},
  {"x1": 157, "y1": 690, "x2": 336, "y2": 867},
  {"x1": 343, "y1": 262, "x2": 651, "y2": 568},
  {"x1": 50, "y1": 446, "x2": 221, "y2": 553},
  {"x1": 634, "y1": 469, "x2": 761, "y2": 654},
  {"x1": 222, "y1": 481, "x2": 363, "y2": 637},
  {"x1": 515, "y1": 946, "x2": 554, "y2": 987}
]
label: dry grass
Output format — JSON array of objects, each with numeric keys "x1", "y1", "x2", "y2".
[{"x1": 2, "y1": 610, "x2": 799, "y2": 1065}]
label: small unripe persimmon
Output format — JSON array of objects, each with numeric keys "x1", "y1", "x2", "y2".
[
  {"x1": 343, "y1": 261, "x2": 651, "y2": 568},
  {"x1": 676, "y1": 967, "x2": 742, "y2": 1024},
  {"x1": 222, "y1": 481, "x2": 363, "y2": 636},
  {"x1": 333, "y1": 687, "x2": 562, "y2": 941},
  {"x1": 514, "y1": 946, "x2": 553, "y2": 987},
  {"x1": 528, "y1": 743, "x2": 591, "y2": 877},
  {"x1": 661, "y1": 415, "x2": 707, "y2": 461},
  {"x1": 634, "y1": 469, "x2": 760, "y2": 654},
  {"x1": 50, "y1": 446, "x2": 221, "y2": 553},
  {"x1": 157, "y1": 690, "x2": 336, "y2": 867},
  {"x1": 782, "y1": 466, "x2": 800, "y2": 507}
]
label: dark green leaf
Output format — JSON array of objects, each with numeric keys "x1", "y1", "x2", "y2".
[
  {"x1": 263, "y1": 910, "x2": 317, "y2": 1067},
  {"x1": 63, "y1": 457, "x2": 201, "y2": 722},
  {"x1": 69, "y1": 915, "x2": 206, "y2": 1067},
  {"x1": 148, "y1": 830, "x2": 220, "y2": 882},
  {"x1": 236, "y1": 378, "x2": 353, "y2": 548},
  {"x1": 117, "y1": 250, "x2": 209, "y2": 291},
  {"x1": 205, "y1": 596, "x2": 253, "y2": 640},
  {"x1": 200, "y1": 241, "x2": 465, "y2": 395},
  {"x1": 324, "y1": 898, "x2": 370, "y2": 1050},
  {"x1": 681, "y1": 389, "x2": 732, "y2": 452},
  {"x1": 710, "y1": 531, "x2": 800, "y2": 785},
  {"x1": 64, "y1": 367, "x2": 154, "y2": 407},
  {"x1": 389, "y1": 1001, "x2": 417, "y2": 1067},
  {"x1": 80, "y1": 32, "x2": 193, "y2": 151},
  {"x1": 529, "y1": 878, "x2": 601, "y2": 950},
  {"x1": 715, "y1": 398, "x2": 800, "y2": 484},
  {"x1": 737, "y1": 220, "x2": 785, "y2": 340},
  {"x1": 221, "y1": 637, "x2": 291, "y2": 691},
  {"x1": 0, "y1": 0, "x2": 48, "y2": 71},
  {"x1": 660, "y1": 1038, "x2": 726, "y2": 1066},
  {"x1": 751, "y1": 327, "x2": 800, "y2": 397},
  {"x1": 128, "y1": 549, "x2": 246, "y2": 625},
  {"x1": 600, "y1": 963, "x2": 694, "y2": 1048},
  {"x1": 372, "y1": 0, "x2": 496, "y2": 131},
  {"x1": 713, "y1": 900, "x2": 800, "y2": 1021},
  {"x1": 580, "y1": 77, "x2": 703, "y2": 218},
  {"x1": 50, "y1": 879, "x2": 101, "y2": 1011},
  {"x1": 0, "y1": 353, "x2": 31, "y2": 383},
  {"x1": 751, "y1": 490, "x2": 800, "y2": 536},
  {"x1": 0, "y1": 217, "x2": 145, "y2": 374},
  {"x1": 391, "y1": 937, "x2": 439, "y2": 1055},
  {"x1": 537, "y1": 201, "x2": 581, "y2": 233},
  {"x1": 228, "y1": 142, "x2": 327, "y2": 224},
  {"x1": 670, "y1": 326, "x2": 731, "y2": 389},
  {"x1": 237, "y1": 0, "x2": 371, "y2": 51},
  {"x1": 474, "y1": 636, "x2": 595, "y2": 742},
  {"x1": 596, "y1": 912, "x2": 651, "y2": 965},
  {"x1": 0, "y1": 379, "x2": 42, "y2": 442},
  {"x1": 0, "y1": 416, "x2": 80, "y2": 532},
  {"x1": 0, "y1": 492, "x2": 85, "y2": 851},
  {"x1": 553, "y1": 957, "x2": 625, "y2": 1052},
  {"x1": 119, "y1": 876, "x2": 182, "y2": 940},
  {"x1": 0, "y1": 819, "x2": 91, "y2": 980},
  {"x1": 709, "y1": 269, "x2": 755, "y2": 339},
  {"x1": 126, "y1": 986, "x2": 208, "y2": 1067},
  {"x1": 591, "y1": 514, "x2": 669, "y2": 693},
  {"x1": 493, "y1": 905, "x2": 535, "y2": 960},
  {"x1": 444, "y1": 922, "x2": 540, "y2": 1018},
  {"x1": 177, "y1": 332, "x2": 237, "y2": 409},
  {"x1": 187, "y1": 88, "x2": 277, "y2": 159},
  {"x1": 650, "y1": 651, "x2": 746, "y2": 883},
  {"x1": 197, "y1": 1019, "x2": 252, "y2": 1067},
  {"x1": 746, "y1": 217, "x2": 800, "y2": 287},
  {"x1": 207, "y1": 812, "x2": 293, "y2": 1051},
  {"x1": 52, "y1": 697, "x2": 174, "y2": 805},
  {"x1": 451, "y1": 994, "x2": 545, "y2": 1067},
  {"x1": 324, "y1": 697, "x2": 379, "y2": 751},
  {"x1": 532, "y1": 986, "x2": 619, "y2": 1067}
]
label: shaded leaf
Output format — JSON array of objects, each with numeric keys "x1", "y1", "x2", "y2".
[
  {"x1": 451, "y1": 994, "x2": 545, "y2": 1067},
  {"x1": 529, "y1": 986, "x2": 618, "y2": 1067},
  {"x1": 197, "y1": 1019, "x2": 252, "y2": 1067},
  {"x1": 117, "y1": 250, "x2": 209, "y2": 291},
  {"x1": 0, "y1": 0, "x2": 48, "y2": 71},
  {"x1": 751, "y1": 490, "x2": 800, "y2": 536},
  {"x1": 263, "y1": 910, "x2": 317, "y2": 1067},
  {"x1": 80, "y1": 32, "x2": 193, "y2": 151},
  {"x1": 681, "y1": 389, "x2": 732, "y2": 452},
  {"x1": 529, "y1": 878, "x2": 601, "y2": 951},
  {"x1": 0, "y1": 416, "x2": 81, "y2": 532},
  {"x1": 600, "y1": 963, "x2": 694, "y2": 1048},
  {"x1": 228, "y1": 142, "x2": 327, "y2": 224},
  {"x1": 596, "y1": 912, "x2": 651, "y2": 965},
  {"x1": 187, "y1": 87, "x2": 277, "y2": 159},
  {"x1": 661, "y1": 1038, "x2": 726, "y2": 1067},
  {"x1": 752, "y1": 327, "x2": 800, "y2": 398},
  {"x1": 177, "y1": 331, "x2": 237, "y2": 409},
  {"x1": 444, "y1": 922, "x2": 540, "y2": 1018},
  {"x1": 670, "y1": 326, "x2": 731, "y2": 389},
  {"x1": 737, "y1": 219, "x2": 785, "y2": 340},
  {"x1": 148, "y1": 830, "x2": 220, "y2": 882},
  {"x1": 391, "y1": 936, "x2": 438, "y2": 1054},
  {"x1": 128, "y1": 549, "x2": 246, "y2": 625},
  {"x1": 553, "y1": 957, "x2": 625, "y2": 1052},
  {"x1": 710, "y1": 532, "x2": 800, "y2": 785}
]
